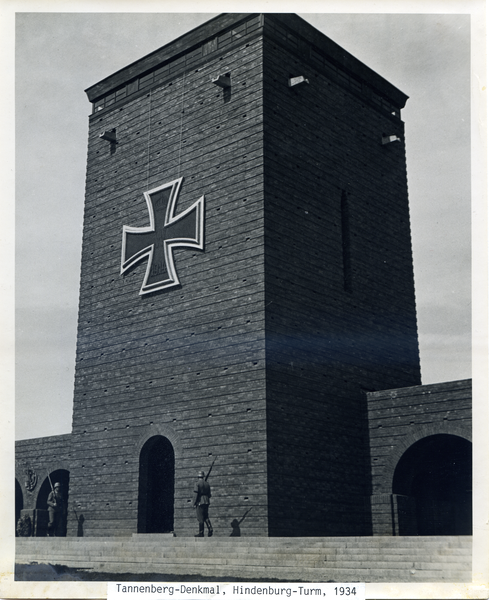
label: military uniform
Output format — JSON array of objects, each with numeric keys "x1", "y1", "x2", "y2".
[
  {"x1": 193, "y1": 471, "x2": 213, "y2": 537},
  {"x1": 47, "y1": 483, "x2": 66, "y2": 536}
]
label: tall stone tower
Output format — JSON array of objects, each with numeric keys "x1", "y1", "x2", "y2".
[{"x1": 67, "y1": 13, "x2": 420, "y2": 537}]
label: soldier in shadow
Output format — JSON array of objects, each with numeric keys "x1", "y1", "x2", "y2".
[
  {"x1": 47, "y1": 482, "x2": 66, "y2": 536},
  {"x1": 193, "y1": 470, "x2": 213, "y2": 537},
  {"x1": 74, "y1": 509, "x2": 85, "y2": 537},
  {"x1": 230, "y1": 508, "x2": 252, "y2": 537}
]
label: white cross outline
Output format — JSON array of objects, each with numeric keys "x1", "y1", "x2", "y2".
[{"x1": 121, "y1": 177, "x2": 205, "y2": 295}]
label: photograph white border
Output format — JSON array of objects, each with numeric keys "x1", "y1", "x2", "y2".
[{"x1": 1, "y1": 1, "x2": 487, "y2": 598}]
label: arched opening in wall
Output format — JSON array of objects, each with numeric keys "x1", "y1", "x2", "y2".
[
  {"x1": 393, "y1": 434, "x2": 472, "y2": 535},
  {"x1": 138, "y1": 435, "x2": 175, "y2": 533},
  {"x1": 37, "y1": 469, "x2": 70, "y2": 536},
  {"x1": 15, "y1": 479, "x2": 23, "y2": 533}
]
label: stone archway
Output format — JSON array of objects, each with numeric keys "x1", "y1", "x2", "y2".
[
  {"x1": 36, "y1": 469, "x2": 70, "y2": 536},
  {"x1": 137, "y1": 435, "x2": 175, "y2": 533},
  {"x1": 392, "y1": 434, "x2": 472, "y2": 535},
  {"x1": 15, "y1": 479, "x2": 23, "y2": 534}
]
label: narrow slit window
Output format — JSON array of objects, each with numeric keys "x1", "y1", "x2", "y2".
[{"x1": 341, "y1": 191, "x2": 352, "y2": 293}]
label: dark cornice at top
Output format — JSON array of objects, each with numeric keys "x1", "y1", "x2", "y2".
[
  {"x1": 85, "y1": 13, "x2": 408, "y2": 110},
  {"x1": 85, "y1": 13, "x2": 251, "y2": 102},
  {"x1": 269, "y1": 14, "x2": 408, "y2": 108}
]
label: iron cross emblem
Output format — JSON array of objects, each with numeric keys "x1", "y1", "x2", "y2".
[{"x1": 121, "y1": 177, "x2": 204, "y2": 295}]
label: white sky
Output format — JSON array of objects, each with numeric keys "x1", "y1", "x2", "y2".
[{"x1": 14, "y1": 9, "x2": 472, "y2": 441}]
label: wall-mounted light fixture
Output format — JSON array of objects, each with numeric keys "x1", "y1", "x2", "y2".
[
  {"x1": 382, "y1": 135, "x2": 401, "y2": 145},
  {"x1": 212, "y1": 73, "x2": 231, "y2": 88},
  {"x1": 288, "y1": 76, "x2": 309, "y2": 87},
  {"x1": 100, "y1": 129, "x2": 117, "y2": 143}
]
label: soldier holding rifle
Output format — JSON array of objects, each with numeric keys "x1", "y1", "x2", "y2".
[
  {"x1": 193, "y1": 458, "x2": 215, "y2": 537},
  {"x1": 46, "y1": 475, "x2": 66, "y2": 537}
]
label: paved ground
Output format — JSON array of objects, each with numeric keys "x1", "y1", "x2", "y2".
[{"x1": 15, "y1": 563, "x2": 287, "y2": 583}]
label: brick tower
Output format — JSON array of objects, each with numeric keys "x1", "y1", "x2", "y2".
[{"x1": 65, "y1": 13, "x2": 420, "y2": 537}]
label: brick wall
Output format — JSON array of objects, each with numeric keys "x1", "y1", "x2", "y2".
[
  {"x1": 69, "y1": 30, "x2": 269, "y2": 537},
  {"x1": 261, "y1": 20, "x2": 420, "y2": 535},
  {"x1": 15, "y1": 434, "x2": 73, "y2": 536},
  {"x1": 367, "y1": 379, "x2": 472, "y2": 534},
  {"x1": 368, "y1": 379, "x2": 472, "y2": 493}
]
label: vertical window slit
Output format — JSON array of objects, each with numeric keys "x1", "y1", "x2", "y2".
[{"x1": 341, "y1": 191, "x2": 352, "y2": 293}]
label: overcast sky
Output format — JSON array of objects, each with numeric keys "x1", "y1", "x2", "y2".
[{"x1": 13, "y1": 8, "x2": 474, "y2": 441}]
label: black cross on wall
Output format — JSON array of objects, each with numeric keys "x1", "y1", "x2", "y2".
[{"x1": 121, "y1": 177, "x2": 205, "y2": 295}]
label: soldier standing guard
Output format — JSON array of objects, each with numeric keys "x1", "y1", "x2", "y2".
[
  {"x1": 47, "y1": 482, "x2": 66, "y2": 536},
  {"x1": 193, "y1": 470, "x2": 213, "y2": 537}
]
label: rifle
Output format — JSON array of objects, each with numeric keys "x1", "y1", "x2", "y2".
[
  {"x1": 205, "y1": 456, "x2": 217, "y2": 481},
  {"x1": 239, "y1": 508, "x2": 252, "y2": 524},
  {"x1": 47, "y1": 471, "x2": 55, "y2": 494},
  {"x1": 47, "y1": 471, "x2": 56, "y2": 506}
]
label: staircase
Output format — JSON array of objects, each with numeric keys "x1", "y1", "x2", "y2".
[{"x1": 16, "y1": 535, "x2": 472, "y2": 583}]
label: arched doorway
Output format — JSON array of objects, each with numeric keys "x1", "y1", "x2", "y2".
[
  {"x1": 393, "y1": 434, "x2": 472, "y2": 535},
  {"x1": 138, "y1": 435, "x2": 175, "y2": 533},
  {"x1": 37, "y1": 469, "x2": 70, "y2": 536},
  {"x1": 15, "y1": 479, "x2": 23, "y2": 534}
]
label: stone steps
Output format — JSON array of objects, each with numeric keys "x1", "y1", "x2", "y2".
[
  {"x1": 16, "y1": 549, "x2": 470, "y2": 567},
  {"x1": 16, "y1": 535, "x2": 472, "y2": 583}
]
